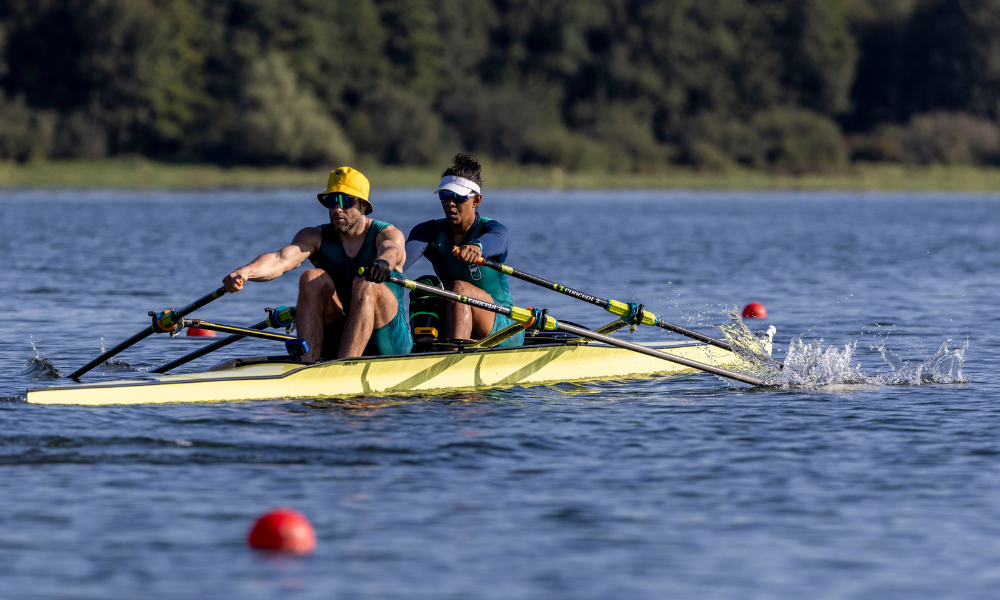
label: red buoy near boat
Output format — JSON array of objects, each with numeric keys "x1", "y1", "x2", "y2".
[
  {"x1": 742, "y1": 302, "x2": 767, "y2": 319},
  {"x1": 247, "y1": 508, "x2": 316, "y2": 554},
  {"x1": 186, "y1": 327, "x2": 216, "y2": 337}
]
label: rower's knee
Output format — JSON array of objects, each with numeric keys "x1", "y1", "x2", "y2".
[
  {"x1": 299, "y1": 269, "x2": 332, "y2": 297},
  {"x1": 351, "y1": 276, "x2": 377, "y2": 303},
  {"x1": 448, "y1": 280, "x2": 478, "y2": 295}
]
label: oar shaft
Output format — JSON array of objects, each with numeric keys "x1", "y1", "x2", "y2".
[
  {"x1": 385, "y1": 273, "x2": 763, "y2": 386},
  {"x1": 184, "y1": 320, "x2": 295, "y2": 342},
  {"x1": 175, "y1": 287, "x2": 228, "y2": 316},
  {"x1": 151, "y1": 319, "x2": 268, "y2": 374},
  {"x1": 479, "y1": 258, "x2": 608, "y2": 308},
  {"x1": 472, "y1": 254, "x2": 739, "y2": 354},
  {"x1": 69, "y1": 287, "x2": 228, "y2": 379},
  {"x1": 554, "y1": 322, "x2": 763, "y2": 386},
  {"x1": 393, "y1": 275, "x2": 518, "y2": 319},
  {"x1": 69, "y1": 329, "x2": 155, "y2": 379}
]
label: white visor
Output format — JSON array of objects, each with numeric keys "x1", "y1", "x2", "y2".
[{"x1": 436, "y1": 175, "x2": 481, "y2": 196}]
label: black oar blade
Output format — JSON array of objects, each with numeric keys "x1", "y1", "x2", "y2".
[
  {"x1": 68, "y1": 286, "x2": 228, "y2": 379},
  {"x1": 151, "y1": 320, "x2": 268, "y2": 374},
  {"x1": 68, "y1": 328, "x2": 154, "y2": 380}
]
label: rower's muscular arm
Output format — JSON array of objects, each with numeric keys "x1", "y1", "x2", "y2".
[
  {"x1": 223, "y1": 227, "x2": 322, "y2": 292},
  {"x1": 374, "y1": 225, "x2": 406, "y2": 271}
]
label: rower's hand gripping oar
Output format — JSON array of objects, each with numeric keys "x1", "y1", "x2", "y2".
[
  {"x1": 361, "y1": 268, "x2": 765, "y2": 386},
  {"x1": 68, "y1": 286, "x2": 231, "y2": 379},
  {"x1": 453, "y1": 248, "x2": 779, "y2": 366}
]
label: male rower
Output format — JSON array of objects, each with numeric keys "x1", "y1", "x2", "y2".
[
  {"x1": 404, "y1": 153, "x2": 522, "y2": 347},
  {"x1": 223, "y1": 167, "x2": 411, "y2": 362}
]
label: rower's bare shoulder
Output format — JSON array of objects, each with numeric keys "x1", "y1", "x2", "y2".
[
  {"x1": 292, "y1": 226, "x2": 323, "y2": 243},
  {"x1": 377, "y1": 224, "x2": 404, "y2": 239}
]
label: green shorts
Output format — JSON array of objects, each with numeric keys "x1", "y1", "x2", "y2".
[
  {"x1": 321, "y1": 307, "x2": 412, "y2": 359},
  {"x1": 372, "y1": 306, "x2": 413, "y2": 355},
  {"x1": 489, "y1": 311, "x2": 525, "y2": 348}
]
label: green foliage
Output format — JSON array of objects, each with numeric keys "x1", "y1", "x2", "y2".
[
  {"x1": 204, "y1": 53, "x2": 353, "y2": 167},
  {"x1": 751, "y1": 107, "x2": 847, "y2": 171},
  {"x1": 52, "y1": 112, "x2": 108, "y2": 159},
  {"x1": 0, "y1": 93, "x2": 55, "y2": 162},
  {"x1": 348, "y1": 86, "x2": 451, "y2": 165},
  {"x1": 440, "y1": 88, "x2": 542, "y2": 162},
  {"x1": 679, "y1": 108, "x2": 846, "y2": 171},
  {"x1": 851, "y1": 112, "x2": 1000, "y2": 165},
  {"x1": 0, "y1": 0, "x2": 997, "y2": 170},
  {"x1": 850, "y1": 0, "x2": 1000, "y2": 128}
]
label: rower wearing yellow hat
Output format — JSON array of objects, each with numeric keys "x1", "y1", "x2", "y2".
[{"x1": 223, "y1": 167, "x2": 411, "y2": 362}]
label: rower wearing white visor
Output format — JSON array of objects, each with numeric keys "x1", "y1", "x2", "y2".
[{"x1": 403, "y1": 153, "x2": 523, "y2": 348}]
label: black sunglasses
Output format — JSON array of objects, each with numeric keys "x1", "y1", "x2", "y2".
[
  {"x1": 318, "y1": 192, "x2": 359, "y2": 210},
  {"x1": 439, "y1": 190, "x2": 478, "y2": 204}
]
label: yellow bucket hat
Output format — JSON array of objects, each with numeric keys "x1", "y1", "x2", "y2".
[{"x1": 318, "y1": 166, "x2": 372, "y2": 214}]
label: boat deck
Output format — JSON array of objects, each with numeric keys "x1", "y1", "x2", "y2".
[{"x1": 26, "y1": 338, "x2": 772, "y2": 405}]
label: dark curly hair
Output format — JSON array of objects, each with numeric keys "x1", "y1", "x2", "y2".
[{"x1": 442, "y1": 153, "x2": 482, "y2": 188}]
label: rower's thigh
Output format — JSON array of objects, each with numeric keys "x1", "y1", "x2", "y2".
[
  {"x1": 298, "y1": 269, "x2": 344, "y2": 325},
  {"x1": 351, "y1": 278, "x2": 398, "y2": 329},
  {"x1": 448, "y1": 280, "x2": 496, "y2": 337}
]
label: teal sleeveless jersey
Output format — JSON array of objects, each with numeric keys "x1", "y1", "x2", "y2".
[
  {"x1": 422, "y1": 217, "x2": 514, "y2": 307},
  {"x1": 309, "y1": 220, "x2": 405, "y2": 314}
]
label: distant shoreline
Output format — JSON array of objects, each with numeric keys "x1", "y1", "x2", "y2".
[{"x1": 1, "y1": 159, "x2": 999, "y2": 192}]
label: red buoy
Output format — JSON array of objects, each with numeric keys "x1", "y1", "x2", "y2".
[
  {"x1": 741, "y1": 302, "x2": 767, "y2": 319},
  {"x1": 247, "y1": 508, "x2": 316, "y2": 554},
  {"x1": 186, "y1": 327, "x2": 216, "y2": 337}
]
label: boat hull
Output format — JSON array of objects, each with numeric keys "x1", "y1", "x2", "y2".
[{"x1": 26, "y1": 340, "x2": 771, "y2": 406}]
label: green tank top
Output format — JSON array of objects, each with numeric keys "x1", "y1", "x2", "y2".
[
  {"x1": 309, "y1": 219, "x2": 404, "y2": 315},
  {"x1": 424, "y1": 216, "x2": 513, "y2": 307}
]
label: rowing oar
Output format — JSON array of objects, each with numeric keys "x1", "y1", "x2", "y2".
[
  {"x1": 68, "y1": 287, "x2": 229, "y2": 379},
  {"x1": 178, "y1": 318, "x2": 308, "y2": 357},
  {"x1": 151, "y1": 306, "x2": 296, "y2": 374},
  {"x1": 362, "y1": 269, "x2": 764, "y2": 386},
  {"x1": 454, "y1": 247, "x2": 748, "y2": 355}
]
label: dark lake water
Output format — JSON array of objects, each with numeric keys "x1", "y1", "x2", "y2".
[{"x1": 1, "y1": 189, "x2": 997, "y2": 599}]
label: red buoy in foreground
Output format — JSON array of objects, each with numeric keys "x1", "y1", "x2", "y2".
[
  {"x1": 741, "y1": 302, "x2": 767, "y2": 319},
  {"x1": 186, "y1": 327, "x2": 216, "y2": 337},
  {"x1": 247, "y1": 508, "x2": 316, "y2": 554}
]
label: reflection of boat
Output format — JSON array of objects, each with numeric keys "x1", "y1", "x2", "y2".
[{"x1": 25, "y1": 332, "x2": 773, "y2": 406}]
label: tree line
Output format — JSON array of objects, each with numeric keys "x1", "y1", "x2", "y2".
[{"x1": 1, "y1": 0, "x2": 998, "y2": 172}]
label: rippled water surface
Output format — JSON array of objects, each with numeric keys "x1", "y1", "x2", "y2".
[{"x1": 1, "y1": 190, "x2": 998, "y2": 599}]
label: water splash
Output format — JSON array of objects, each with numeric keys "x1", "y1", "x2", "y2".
[
  {"x1": 20, "y1": 331, "x2": 62, "y2": 380},
  {"x1": 874, "y1": 338, "x2": 967, "y2": 385},
  {"x1": 700, "y1": 311, "x2": 967, "y2": 390},
  {"x1": 97, "y1": 336, "x2": 137, "y2": 373},
  {"x1": 716, "y1": 310, "x2": 782, "y2": 381},
  {"x1": 778, "y1": 338, "x2": 869, "y2": 387},
  {"x1": 101, "y1": 358, "x2": 137, "y2": 373},
  {"x1": 772, "y1": 335, "x2": 967, "y2": 389}
]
